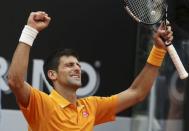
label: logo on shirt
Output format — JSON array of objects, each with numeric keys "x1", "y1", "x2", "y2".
[{"x1": 82, "y1": 111, "x2": 89, "y2": 118}]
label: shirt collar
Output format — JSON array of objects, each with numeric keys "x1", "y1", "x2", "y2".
[{"x1": 49, "y1": 89, "x2": 70, "y2": 108}]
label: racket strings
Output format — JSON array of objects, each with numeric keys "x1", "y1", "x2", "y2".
[
  {"x1": 125, "y1": 0, "x2": 165, "y2": 24},
  {"x1": 129, "y1": 0, "x2": 146, "y2": 20}
]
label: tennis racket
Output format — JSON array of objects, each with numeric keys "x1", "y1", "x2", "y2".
[{"x1": 124, "y1": 0, "x2": 188, "y2": 79}]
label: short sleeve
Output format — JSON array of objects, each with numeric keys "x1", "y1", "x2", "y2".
[
  {"x1": 19, "y1": 87, "x2": 53, "y2": 128},
  {"x1": 94, "y1": 95, "x2": 118, "y2": 125}
]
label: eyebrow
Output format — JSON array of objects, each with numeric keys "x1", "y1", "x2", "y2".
[{"x1": 64, "y1": 62, "x2": 81, "y2": 68}]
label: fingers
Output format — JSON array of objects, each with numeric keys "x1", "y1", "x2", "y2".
[
  {"x1": 157, "y1": 24, "x2": 173, "y2": 41},
  {"x1": 159, "y1": 20, "x2": 170, "y2": 31},
  {"x1": 166, "y1": 34, "x2": 173, "y2": 44},
  {"x1": 153, "y1": 22, "x2": 173, "y2": 49},
  {"x1": 164, "y1": 26, "x2": 173, "y2": 41},
  {"x1": 44, "y1": 14, "x2": 51, "y2": 24},
  {"x1": 32, "y1": 11, "x2": 50, "y2": 22},
  {"x1": 162, "y1": 26, "x2": 173, "y2": 39},
  {"x1": 27, "y1": 11, "x2": 51, "y2": 32}
]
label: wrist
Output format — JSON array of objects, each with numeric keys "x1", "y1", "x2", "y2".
[
  {"x1": 19, "y1": 25, "x2": 39, "y2": 46},
  {"x1": 154, "y1": 43, "x2": 166, "y2": 50},
  {"x1": 147, "y1": 45, "x2": 166, "y2": 67}
]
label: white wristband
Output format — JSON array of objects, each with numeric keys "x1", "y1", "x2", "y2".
[{"x1": 19, "y1": 25, "x2": 39, "y2": 46}]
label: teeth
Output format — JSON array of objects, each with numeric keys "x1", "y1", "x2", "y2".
[{"x1": 71, "y1": 75, "x2": 79, "y2": 78}]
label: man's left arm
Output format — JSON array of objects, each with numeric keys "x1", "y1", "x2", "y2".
[{"x1": 116, "y1": 23, "x2": 173, "y2": 113}]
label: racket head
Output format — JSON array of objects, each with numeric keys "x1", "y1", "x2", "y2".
[{"x1": 124, "y1": 0, "x2": 166, "y2": 25}]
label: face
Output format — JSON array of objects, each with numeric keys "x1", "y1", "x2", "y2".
[{"x1": 56, "y1": 56, "x2": 81, "y2": 89}]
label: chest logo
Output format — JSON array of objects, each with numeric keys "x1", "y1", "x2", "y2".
[{"x1": 82, "y1": 111, "x2": 89, "y2": 118}]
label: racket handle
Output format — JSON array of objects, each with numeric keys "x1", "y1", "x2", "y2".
[{"x1": 167, "y1": 44, "x2": 188, "y2": 79}]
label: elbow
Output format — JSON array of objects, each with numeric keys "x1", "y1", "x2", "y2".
[
  {"x1": 138, "y1": 95, "x2": 146, "y2": 103},
  {"x1": 7, "y1": 75, "x2": 17, "y2": 90},
  {"x1": 7, "y1": 77, "x2": 15, "y2": 90},
  {"x1": 130, "y1": 85, "x2": 150, "y2": 104},
  {"x1": 137, "y1": 91, "x2": 149, "y2": 103},
  {"x1": 7, "y1": 73, "x2": 23, "y2": 90},
  {"x1": 130, "y1": 88, "x2": 148, "y2": 104}
]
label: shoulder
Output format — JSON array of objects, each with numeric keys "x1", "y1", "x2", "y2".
[
  {"x1": 30, "y1": 87, "x2": 50, "y2": 98},
  {"x1": 29, "y1": 87, "x2": 54, "y2": 104},
  {"x1": 78, "y1": 95, "x2": 118, "y2": 105}
]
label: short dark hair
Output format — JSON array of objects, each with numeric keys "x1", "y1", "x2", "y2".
[{"x1": 43, "y1": 48, "x2": 79, "y2": 87}]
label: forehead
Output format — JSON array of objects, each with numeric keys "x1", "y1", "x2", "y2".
[{"x1": 59, "y1": 56, "x2": 79, "y2": 64}]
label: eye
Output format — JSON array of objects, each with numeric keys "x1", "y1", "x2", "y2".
[
  {"x1": 64, "y1": 62, "x2": 81, "y2": 69},
  {"x1": 65, "y1": 63, "x2": 74, "y2": 67},
  {"x1": 77, "y1": 63, "x2": 81, "y2": 68}
]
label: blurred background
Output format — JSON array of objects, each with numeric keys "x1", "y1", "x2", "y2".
[{"x1": 0, "y1": 0, "x2": 189, "y2": 130}]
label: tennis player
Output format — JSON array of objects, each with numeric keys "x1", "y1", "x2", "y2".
[{"x1": 8, "y1": 11, "x2": 173, "y2": 131}]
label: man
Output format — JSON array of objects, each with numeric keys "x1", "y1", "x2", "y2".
[{"x1": 8, "y1": 11, "x2": 173, "y2": 131}]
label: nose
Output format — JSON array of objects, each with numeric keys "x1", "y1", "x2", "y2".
[{"x1": 74, "y1": 64, "x2": 81, "y2": 72}]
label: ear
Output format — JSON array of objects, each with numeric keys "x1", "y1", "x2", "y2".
[{"x1": 47, "y1": 70, "x2": 57, "y2": 81}]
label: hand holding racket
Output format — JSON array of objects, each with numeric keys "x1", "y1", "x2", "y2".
[{"x1": 124, "y1": 0, "x2": 188, "y2": 79}]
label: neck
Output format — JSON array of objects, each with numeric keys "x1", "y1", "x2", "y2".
[{"x1": 54, "y1": 83, "x2": 78, "y2": 106}]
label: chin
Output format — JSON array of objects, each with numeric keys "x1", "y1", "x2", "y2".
[
  {"x1": 68, "y1": 79, "x2": 81, "y2": 88},
  {"x1": 71, "y1": 82, "x2": 81, "y2": 88}
]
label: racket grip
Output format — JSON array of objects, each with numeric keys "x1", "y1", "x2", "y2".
[{"x1": 167, "y1": 44, "x2": 188, "y2": 79}]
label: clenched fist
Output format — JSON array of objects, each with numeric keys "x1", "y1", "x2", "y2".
[
  {"x1": 27, "y1": 11, "x2": 51, "y2": 32},
  {"x1": 153, "y1": 22, "x2": 173, "y2": 49}
]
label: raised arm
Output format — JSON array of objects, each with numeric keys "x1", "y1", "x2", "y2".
[
  {"x1": 7, "y1": 11, "x2": 51, "y2": 107},
  {"x1": 116, "y1": 23, "x2": 173, "y2": 113}
]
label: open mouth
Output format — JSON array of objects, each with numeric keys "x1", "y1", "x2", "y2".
[{"x1": 70, "y1": 74, "x2": 81, "y2": 79}]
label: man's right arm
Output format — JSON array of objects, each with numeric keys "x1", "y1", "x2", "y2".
[
  {"x1": 8, "y1": 43, "x2": 32, "y2": 107},
  {"x1": 7, "y1": 11, "x2": 51, "y2": 107}
]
